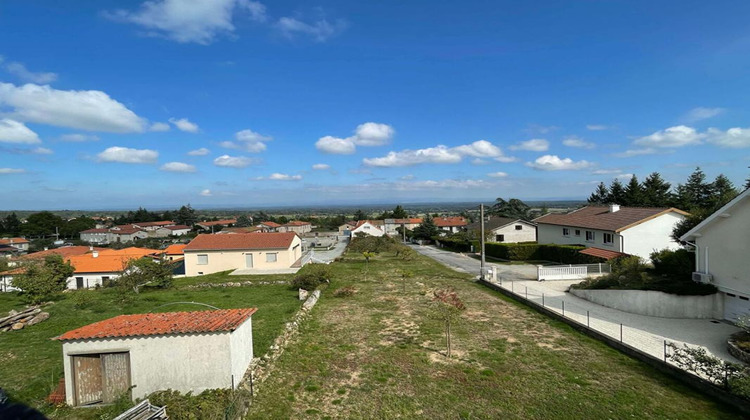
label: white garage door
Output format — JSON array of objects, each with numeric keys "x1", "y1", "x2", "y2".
[{"x1": 724, "y1": 292, "x2": 750, "y2": 323}]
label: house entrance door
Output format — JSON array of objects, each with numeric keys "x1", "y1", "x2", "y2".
[{"x1": 245, "y1": 253, "x2": 254, "y2": 268}]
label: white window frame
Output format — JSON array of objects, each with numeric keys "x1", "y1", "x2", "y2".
[
  {"x1": 266, "y1": 253, "x2": 278, "y2": 263},
  {"x1": 603, "y1": 233, "x2": 614, "y2": 245},
  {"x1": 585, "y1": 231, "x2": 595, "y2": 242},
  {"x1": 562, "y1": 228, "x2": 570, "y2": 237},
  {"x1": 197, "y1": 254, "x2": 208, "y2": 265}
]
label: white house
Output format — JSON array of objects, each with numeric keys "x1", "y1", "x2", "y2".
[
  {"x1": 681, "y1": 188, "x2": 750, "y2": 322},
  {"x1": 153, "y1": 225, "x2": 191, "y2": 237},
  {"x1": 56, "y1": 308, "x2": 256, "y2": 406},
  {"x1": 350, "y1": 220, "x2": 386, "y2": 237},
  {"x1": 65, "y1": 247, "x2": 161, "y2": 289},
  {"x1": 0, "y1": 237, "x2": 30, "y2": 252},
  {"x1": 383, "y1": 218, "x2": 422, "y2": 236},
  {"x1": 468, "y1": 217, "x2": 537, "y2": 243},
  {"x1": 434, "y1": 217, "x2": 468, "y2": 235},
  {"x1": 279, "y1": 221, "x2": 312, "y2": 235},
  {"x1": 183, "y1": 232, "x2": 303, "y2": 276},
  {"x1": 535, "y1": 204, "x2": 688, "y2": 261}
]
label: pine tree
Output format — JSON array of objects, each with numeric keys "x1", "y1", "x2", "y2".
[
  {"x1": 491, "y1": 198, "x2": 530, "y2": 220},
  {"x1": 623, "y1": 175, "x2": 643, "y2": 206},
  {"x1": 353, "y1": 209, "x2": 367, "y2": 221},
  {"x1": 392, "y1": 205, "x2": 408, "y2": 219},
  {"x1": 709, "y1": 174, "x2": 738, "y2": 210},
  {"x1": 607, "y1": 179, "x2": 626, "y2": 205},
  {"x1": 681, "y1": 167, "x2": 712, "y2": 210},
  {"x1": 413, "y1": 214, "x2": 439, "y2": 240},
  {"x1": 641, "y1": 172, "x2": 672, "y2": 207},
  {"x1": 588, "y1": 182, "x2": 609, "y2": 204}
]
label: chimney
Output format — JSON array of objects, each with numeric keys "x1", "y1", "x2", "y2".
[
  {"x1": 92, "y1": 251, "x2": 99, "y2": 258},
  {"x1": 89, "y1": 246, "x2": 94, "y2": 251},
  {"x1": 609, "y1": 204, "x2": 620, "y2": 213}
]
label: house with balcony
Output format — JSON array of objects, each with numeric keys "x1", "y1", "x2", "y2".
[
  {"x1": 681, "y1": 188, "x2": 750, "y2": 322},
  {"x1": 535, "y1": 204, "x2": 688, "y2": 261}
]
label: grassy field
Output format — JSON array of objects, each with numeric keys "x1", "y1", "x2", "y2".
[
  {"x1": 0, "y1": 274, "x2": 301, "y2": 419},
  {"x1": 245, "y1": 247, "x2": 739, "y2": 419}
]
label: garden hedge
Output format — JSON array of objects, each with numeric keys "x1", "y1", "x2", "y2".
[{"x1": 474, "y1": 242, "x2": 605, "y2": 264}]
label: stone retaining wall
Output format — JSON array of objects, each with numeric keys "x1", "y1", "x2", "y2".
[{"x1": 569, "y1": 288, "x2": 722, "y2": 319}]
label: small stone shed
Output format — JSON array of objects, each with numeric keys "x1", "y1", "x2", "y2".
[{"x1": 56, "y1": 308, "x2": 257, "y2": 406}]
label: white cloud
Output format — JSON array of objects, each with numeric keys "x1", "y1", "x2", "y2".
[
  {"x1": 0, "y1": 168, "x2": 26, "y2": 174},
  {"x1": 526, "y1": 155, "x2": 593, "y2": 171},
  {"x1": 613, "y1": 148, "x2": 659, "y2": 158},
  {"x1": 200, "y1": 189, "x2": 212, "y2": 197},
  {"x1": 149, "y1": 122, "x2": 170, "y2": 132},
  {"x1": 106, "y1": 0, "x2": 266, "y2": 45},
  {"x1": 586, "y1": 124, "x2": 609, "y2": 131},
  {"x1": 487, "y1": 171, "x2": 508, "y2": 178},
  {"x1": 509, "y1": 138, "x2": 549, "y2": 152},
  {"x1": 315, "y1": 122, "x2": 394, "y2": 154},
  {"x1": 160, "y1": 161, "x2": 196, "y2": 172},
  {"x1": 213, "y1": 154, "x2": 255, "y2": 168},
  {"x1": 316, "y1": 135, "x2": 356, "y2": 154},
  {"x1": 362, "y1": 140, "x2": 512, "y2": 167},
  {"x1": 592, "y1": 168, "x2": 624, "y2": 175},
  {"x1": 257, "y1": 173, "x2": 303, "y2": 181},
  {"x1": 0, "y1": 82, "x2": 146, "y2": 133},
  {"x1": 562, "y1": 136, "x2": 595, "y2": 149},
  {"x1": 276, "y1": 16, "x2": 346, "y2": 42},
  {"x1": 399, "y1": 174, "x2": 415, "y2": 180},
  {"x1": 188, "y1": 147, "x2": 210, "y2": 156},
  {"x1": 97, "y1": 146, "x2": 158, "y2": 164},
  {"x1": 633, "y1": 125, "x2": 703, "y2": 148},
  {"x1": 31, "y1": 147, "x2": 53, "y2": 155},
  {"x1": 0, "y1": 118, "x2": 41, "y2": 144},
  {"x1": 4, "y1": 61, "x2": 58, "y2": 84},
  {"x1": 169, "y1": 117, "x2": 199, "y2": 133},
  {"x1": 683, "y1": 107, "x2": 724, "y2": 123},
  {"x1": 706, "y1": 127, "x2": 750, "y2": 148},
  {"x1": 60, "y1": 133, "x2": 99, "y2": 142},
  {"x1": 312, "y1": 163, "x2": 330, "y2": 170},
  {"x1": 221, "y1": 128, "x2": 272, "y2": 152}
]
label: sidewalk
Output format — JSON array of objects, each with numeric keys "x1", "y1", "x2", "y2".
[{"x1": 412, "y1": 245, "x2": 741, "y2": 363}]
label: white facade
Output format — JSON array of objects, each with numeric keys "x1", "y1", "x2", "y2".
[
  {"x1": 487, "y1": 221, "x2": 536, "y2": 243},
  {"x1": 350, "y1": 222, "x2": 385, "y2": 237},
  {"x1": 682, "y1": 189, "x2": 750, "y2": 322},
  {"x1": 61, "y1": 318, "x2": 254, "y2": 404},
  {"x1": 66, "y1": 272, "x2": 119, "y2": 290}
]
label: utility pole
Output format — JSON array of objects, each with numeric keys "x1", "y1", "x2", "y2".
[
  {"x1": 480, "y1": 204, "x2": 486, "y2": 280},
  {"x1": 402, "y1": 222, "x2": 406, "y2": 243}
]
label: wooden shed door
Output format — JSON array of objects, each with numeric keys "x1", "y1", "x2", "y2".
[
  {"x1": 102, "y1": 352, "x2": 131, "y2": 403},
  {"x1": 73, "y1": 355, "x2": 103, "y2": 405}
]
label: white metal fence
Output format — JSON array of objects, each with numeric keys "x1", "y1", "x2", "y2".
[{"x1": 537, "y1": 263, "x2": 610, "y2": 281}]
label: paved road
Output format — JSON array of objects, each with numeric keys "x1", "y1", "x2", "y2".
[
  {"x1": 413, "y1": 244, "x2": 741, "y2": 363},
  {"x1": 308, "y1": 236, "x2": 349, "y2": 263}
]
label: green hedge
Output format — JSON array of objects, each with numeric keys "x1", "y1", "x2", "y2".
[{"x1": 477, "y1": 242, "x2": 605, "y2": 264}]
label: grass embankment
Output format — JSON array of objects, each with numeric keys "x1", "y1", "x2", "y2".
[
  {"x1": 0, "y1": 273, "x2": 301, "y2": 419},
  {"x1": 246, "y1": 246, "x2": 738, "y2": 419}
]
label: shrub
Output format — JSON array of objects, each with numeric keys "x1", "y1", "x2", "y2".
[
  {"x1": 650, "y1": 248, "x2": 694, "y2": 280},
  {"x1": 348, "y1": 235, "x2": 398, "y2": 253},
  {"x1": 70, "y1": 290, "x2": 95, "y2": 309},
  {"x1": 729, "y1": 375, "x2": 750, "y2": 400},
  {"x1": 11, "y1": 255, "x2": 74, "y2": 304},
  {"x1": 481, "y1": 242, "x2": 604, "y2": 264},
  {"x1": 333, "y1": 286, "x2": 356, "y2": 298},
  {"x1": 291, "y1": 263, "x2": 331, "y2": 290}
]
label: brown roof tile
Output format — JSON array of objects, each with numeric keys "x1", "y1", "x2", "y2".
[
  {"x1": 534, "y1": 206, "x2": 688, "y2": 232},
  {"x1": 0, "y1": 237, "x2": 29, "y2": 245},
  {"x1": 434, "y1": 217, "x2": 468, "y2": 227},
  {"x1": 184, "y1": 232, "x2": 298, "y2": 251},
  {"x1": 579, "y1": 247, "x2": 629, "y2": 260},
  {"x1": 56, "y1": 308, "x2": 257, "y2": 341}
]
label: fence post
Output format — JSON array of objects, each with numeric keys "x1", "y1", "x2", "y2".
[
  {"x1": 511, "y1": 280, "x2": 514, "y2": 293},
  {"x1": 525, "y1": 286, "x2": 528, "y2": 300},
  {"x1": 562, "y1": 301, "x2": 565, "y2": 316},
  {"x1": 663, "y1": 340, "x2": 667, "y2": 362},
  {"x1": 542, "y1": 293, "x2": 545, "y2": 307},
  {"x1": 587, "y1": 310, "x2": 590, "y2": 327},
  {"x1": 620, "y1": 324, "x2": 623, "y2": 342},
  {"x1": 598, "y1": 263, "x2": 602, "y2": 274}
]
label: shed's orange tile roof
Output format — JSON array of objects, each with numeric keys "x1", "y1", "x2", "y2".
[
  {"x1": 184, "y1": 232, "x2": 298, "y2": 251},
  {"x1": 0, "y1": 237, "x2": 29, "y2": 245},
  {"x1": 534, "y1": 206, "x2": 688, "y2": 232},
  {"x1": 164, "y1": 224, "x2": 190, "y2": 230},
  {"x1": 579, "y1": 247, "x2": 629, "y2": 260},
  {"x1": 434, "y1": 217, "x2": 467, "y2": 227},
  {"x1": 56, "y1": 308, "x2": 257, "y2": 341},
  {"x1": 164, "y1": 244, "x2": 187, "y2": 255}
]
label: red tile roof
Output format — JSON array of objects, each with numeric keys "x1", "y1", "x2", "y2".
[
  {"x1": 18, "y1": 246, "x2": 104, "y2": 261},
  {"x1": 56, "y1": 308, "x2": 257, "y2": 341},
  {"x1": 354, "y1": 220, "x2": 384, "y2": 229},
  {"x1": 284, "y1": 221, "x2": 310, "y2": 226},
  {"x1": 164, "y1": 244, "x2": 187, "y2": 255},
  {"x1": 198, "y1": 219, "x2": 237, "y2": 227},
  {"x1": 164, "y1": 224, "x2": 191, "y2": 231},
  {"x1": 579, "y1": 247, "x2": 629, "y2": 260},
  {"x1": 110, "y1": 225, "x2": 145, "y2": 235},
  {"x1": 0, "y1": 237, "x2": 29, "y2": 245},
  {"x1": 260, "y1": 221, "x2": 281, "y2": 228},
  {"x1": 389, "y1": 218, "x2": 423, "y2": 224},
  {"x1": 534, "y1": 206, "x2": 688, "y2": 232},
  {"x1": 434, "y1": 217, "x2": 468, "y2": 227},
  {"x1": 133, "y1": 221, "x2": 175, "y2": 227},
  {"x1": 66, "y1": 247, "x2": 161, "y2": 274},
  {"x1": 184, "y1": 232, "x2": 298, "y2": 251},
  {"x1": 80, "y1": 228, "x2": 109, "y2": 234}
]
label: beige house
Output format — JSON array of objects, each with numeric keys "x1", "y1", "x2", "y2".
[
  {"x1": 383, "y1": 218, "x2": 422, "y2": 236},
  {"x1": 279, "y1": 221, "x2": 312, "y2": 234},
  {"x1": 183, "y1": 233, "x2": 303, "y2": 276},
  {"x1": 467, "y1": 217, "x2": 537, "y2": 243}
]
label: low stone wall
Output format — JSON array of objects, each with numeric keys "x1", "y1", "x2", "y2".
[
  {"x1": 569, "y1": 288, "x2": 723, "y2": 319},
  {"x1": 728, "y1": 332, "x2": 750, "y2": 364},
  {"x1": 183, "y1": 280, "x2": 288, "y2": 290}
]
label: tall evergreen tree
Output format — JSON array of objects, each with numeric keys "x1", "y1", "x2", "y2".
[
  {"x1": 588, "y1": 182, "x2": 609, "y2": 204},
  {"x1": 413, "y1": 214, "x2": 439, "y2": 240},
  {"x1": 623, "y1": 175, "x2": 643, "y2": 206},
  {"x1": 676, "y1": 167, "x2": 712, "y2": 210},
  {"x1": 392, "y1": 205, "x2": 408, "y2": 219},
  {"x1": 3, "y1": 213, "x2": 21, "y2": 235},
  {"x1": 175, "y1": 205, "x2": 197, "y2": 226},
  {"x1": 709, "y1": 174, "x2": 738, "y2": 210},
  {"x1": 607, "y1": 179, "x2": 626, "y2": 205},
  {"x1": 641, "y1": 172, "x2": 672, "y2": 207},
  {"x1": 353, "y1": 209, "x2": 367, "y2": 221},
  {"x1": 491, "y1": 198, "x2": 531, "y2": 220}
]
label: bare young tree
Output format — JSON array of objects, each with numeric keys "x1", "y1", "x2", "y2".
[{"x1": 432, "y1": 288, "x2": 466, "y2": 358}]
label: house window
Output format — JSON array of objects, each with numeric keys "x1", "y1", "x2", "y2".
[
  {"x1": 496, "y1": 234, "x2": 505, "y2": 242},
  {"x1": 515, "y1": 225, "x2": 522, "y2": 230},
  {"x1": 266, "y1": 253, "x2": 278, "y2": 263},
  {"x1": 585, "y1": 231, "x2": 595, "y2": 242},
  {"x1": 603, "y1": 233, "x2": 614, "y2": 245},
  {"x1": 562, "y1": 228, "x2": 570, "y2": 236},
  {"x1": 575, "y1": 229, "x2": 580, "y2": 236},
  {"x1": 197, "y1": 254, "x2": 208, "y2": 265}
]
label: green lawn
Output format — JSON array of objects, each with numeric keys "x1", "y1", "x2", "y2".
[
  {"x1": 246, "y1": 247, "x2": 739, "y2": 419},
  {"x1": 0, "y1": 277, "x2": 301, "y2": 419},
  {"x1": 172, "y1": 270, "x2": 291, "y2": 287}
]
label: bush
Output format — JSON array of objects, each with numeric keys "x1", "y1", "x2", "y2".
[
  {"x1": 149, "y1": 388, "x2": 242, "y2": 419},
  {"x1": 729, "y1": 375, "x2": 750, "y2": 400},
  {"x1": 333, "y1": 286, "x2": 356, "y2": 298},
  {"x1": 291, "y1": 263, "x2": 331, "y2": 290},
  {"x1": 650, "y1": 248, "x2": 694, "y2": 280},
  {"x1": 348, "y1": 235, "x2": 398, "y2": 254},
  {"x1": 11, "y1": 255, "x2": 74, "y2": 304},
  {"x1": 70, "y1": 290, "x2": 95, "y2": 309},
  {"x1": 481, "y1": 242, "x2": 604, "y2": 264}
]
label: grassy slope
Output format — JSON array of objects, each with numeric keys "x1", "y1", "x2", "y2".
[
  {"x1": 0, "y1": 276, "x2": 300, "y2": 418},
  {"x1": 246, "y1": 249, "x2": 738, "y2": 419}
]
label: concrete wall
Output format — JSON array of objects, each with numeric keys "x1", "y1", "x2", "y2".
[
  {"x1": 569, "y1": 288, "x2": 723, "y2": 319},
  {"x1": 694, "y1": 198, "x2": 750, "y2": 296},
  {"x1": 620, "y1": 212, "x2": 685, "y2": 261},
  {"x1": 230, "y1": 317, "x2": 254, "y2": 386},
  {"x1": 184, "y1": 236, "x2": 302, "y2": 276},
  {"x1": 63, "y1": 332, "x2": 233, "y2": 404},
  {"x1": 537, "y1": 224, "x2": 623, "y2": 252},
  {"x1": 490, "y1": 223, "x2": 536, "y2": 243}
]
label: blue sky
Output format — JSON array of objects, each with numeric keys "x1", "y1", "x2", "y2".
[{"x1": 2, "y1": 0, "x2": 750, "y2": 210}]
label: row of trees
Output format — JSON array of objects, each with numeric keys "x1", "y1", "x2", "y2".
[
  {"x1": 114, "y1": 205, "x2": 198, "y2": 226},
  {"x1": 588, "y1": 168, "x2": 741, "y2": 212},
  {"x1": 0, "y1": 212, "x2": 96, "y2": 239}
]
